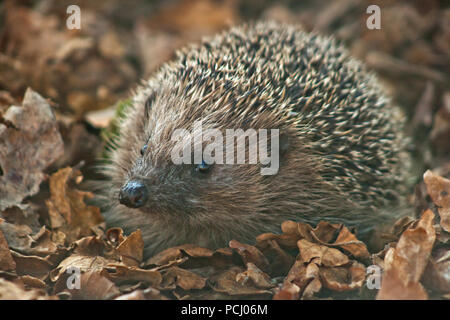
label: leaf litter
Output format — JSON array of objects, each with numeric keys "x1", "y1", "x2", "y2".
[{"x1": 0, "y1": 0, "x2": 449, "y2": 300}]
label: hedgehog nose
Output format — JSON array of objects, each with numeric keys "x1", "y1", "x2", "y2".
[{"x1": 119, "y1": 180, "x2": 148, "y2": 208}]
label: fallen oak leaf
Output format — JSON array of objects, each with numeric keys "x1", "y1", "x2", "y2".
[
  {"x1": 145, "y1": 244, "x2": 206, "y2": 266},
  {"x1": 211, "y1": 267, "x2": 272, "y2": 297},
  {"x1": 297, "y1": 239, "x2": 349, "y2": 267},
  {"x1": 229, "y1": 239, "x2": 270, "y2": 273},
  {"x1": 46, "y1": 167, "x2": 104, "y2": 243},
  {"x1": 116, "y1": 229, "x2": 144, "y2": 267},
  {"x1": 279, "y1": 258, "x2": 322, "y2": 299},
  {"x1": 101, "y1": 264, "x2": 162, "y2": 288},
  {"x1": 331, "y1": 225, "x2": 371, "y2": 261},
  {"x1": 0, "y1": 88, "x2": 64, "y2": 211},
  {"x1": 236, "y1": 263, "x2": 274, "y2": 289},
  {"x1": 20, "y1": 275, "x2": 46, "y2": 289},
  {"x1": 145, "y1": 244, "x2": 234, "y2": 270},
  {"x1": 255, "y1": 238, "x2": 295, "y2": 277},
  {"x1": 160, "y1": 266, "x2": 206, "y2": 291},
  {"x1": 377, "y1": 209, "x2": 436, "y2": 300},
  {"x1": 11, "y1": 250, "x2": 54, "y2": 280},
  {"x1": 65, "y1": 270, "x2": 120, "y2": 300},
  {"x1": 50, "y1": 236, "x2": 120, "y2": 286},
  {"x1": 377, "y1": 248, "x2": 428, "y2": 300},
  {"x1": 320, "y1": 261, "x2": 366, "y2": 292}
]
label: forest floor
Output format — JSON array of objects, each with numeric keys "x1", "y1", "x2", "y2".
[{"x1": 0, "y1": 0, "x2": 449, "y2": 300}]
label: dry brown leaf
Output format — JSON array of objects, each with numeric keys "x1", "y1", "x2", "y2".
[
  {"x1": 50, "y1": 236, "x2": 119, "y2": 284},
  {"x1": 20, "y1": 275, "x2": 46, "y2": 289},
  {"x1": 65, "y1": 271, "x2": 120, "y2": 300},
  {"x1": 11, "y1": 250, "x2": 54, "y2": 280},
  {"x1": 0, "y1": 220, "x2": 16, "y2": 271},
  {"x1": 0, "y1": 220, "x2": 34, "y2": 253},
  {"x1": 424, "y1": 170, "x2": 450, "y2": 232},
  {"x1": 320, "y1": 261, "x2": 366, "y2": 292},
  {"x1": 256, "y1": 238, "x2": 295, "y2": 277},
  {"x1": 211, "y1": 267, "x2": 272, "y2": 297},
  {"x1": 145, "y1": 244, "x2": 233, "y2": 271},
  {"x1": 145, "y1": 244, "x2": 201, "y2": 266},
  {"x1": 46, "y1": 167, "x2": 104, "y2": 243},
  {"x1": 377, "y1": 209, "x2": 436, "y2": 299},
  {"x1": 236, "y1": 263, "x2": 274, "y2": 289},
  {"x1": 332, "y1": 226, "x2": 371, "y2": 261},
  {"x1": 283, "y1": 258, "x2": 322, "y2": 299},
  {"x1": 50, "y1": 254, "x2": 114, "y2": 283},
  {"x1": 102, "y1": 265, "x2": 162, "y2": 288},
  {"x1": 0, "y1": 278, "x2": 54, "y2": 300},
  {"x1": 229, "y1": 239, "x2": 269, "y2": 273},
  {"x1": 116, "y1": 229, "x2": 144, "y2": 267},
  {"x1": 161, "y1": 266, "x2": 206, "y2": 291},
  {"x1": 297, "y1": 239, "x2": 349, "y2": 267},
  {"x1": 0, "y1": 88, "x2": 64, "y2": 210},
  {"x1": 1, "y1": 204, "x2": 41, "y2": 234}
]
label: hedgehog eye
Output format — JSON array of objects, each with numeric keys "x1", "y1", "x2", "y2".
[
  {"x1": 140, "y1": 144, "x2": 148, "y2": 156},
  {"x1": 195, "y1": 160, "x2": 211, "y2": 173}
]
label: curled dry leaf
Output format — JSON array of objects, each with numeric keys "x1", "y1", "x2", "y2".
[
  {"x1": 50, "y1": 236, "x2": 119, "y2": 286},
  {"x1": 102, "y1": 264, "x2": 162, "y2": 288},
  {"x1": 20, "y1": 275, "x2": 46, "y2": 289},
  {"x1": 65, "y1": 271, "x2": 120, "y2": 300},
  {"x1": 11, "y1": 250, "x2": 54, "y2": 280},
  {"x1": 1, "y1": 204, "x2": 41, "y2": 234},
  {"x1": 423, "y1": 170, "x2": 450, "y2": 232},
  {"x1": 45, "y1": 167, "x2": 104, "y2": 243},
  {"x1": 320, "y1": 261, "x2": 366, "y2": 292},
  {"x1": 50, "y1": 253, "x2": 114, "y2": 284},
  {"x1": 236, "y1": 263, "x2": 274, "y2": 289},
  {"x1": 211, "y1": 267, "x2": 272, "y2": 297},
  {"x1": 229, "y1": 239, "x2": 270, "y2": 273},
  {"x1": 256, "y1": 238, "x2": 295, "y2": 277},
  {"x1": 145, "y1": 244, "x2": 209, "y2": 266},
  {"x1": 161, "y1": 266, "x2": 206, "y2": 291},
  {"x1": 377, "y1": 209, "x2": 436, "y2": 300},
  {"x1": 277, "y1": 258, "x2": 322, "y2": 300},
  {"x1": 0, "y1": 88, "x2": 64, "y2": 211},
  {"x1": 145, "y1": 244, "x2": 234, "y2": 271},
  {"x1": 332, "y1": 226, "x2": 370, "y2": 261},
  {"x1": 116, "y1": 229, "x2": 144, "y2": 267},
  {"x1": 297, "y1": 239, "x2": 349, "y2": 267}
]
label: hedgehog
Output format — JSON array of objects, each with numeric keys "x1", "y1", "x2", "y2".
[{"x1": 97, "y1": 21, "x2": 412, "y2": 258}]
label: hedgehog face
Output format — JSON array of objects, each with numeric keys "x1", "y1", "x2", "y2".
[{"x1": 116, "y1": 117, "x2": 271, "y2": 226}]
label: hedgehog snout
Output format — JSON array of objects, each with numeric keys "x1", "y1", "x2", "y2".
[{"x1": 119, "y1": 180, "x2": 149, "y2": 208}]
